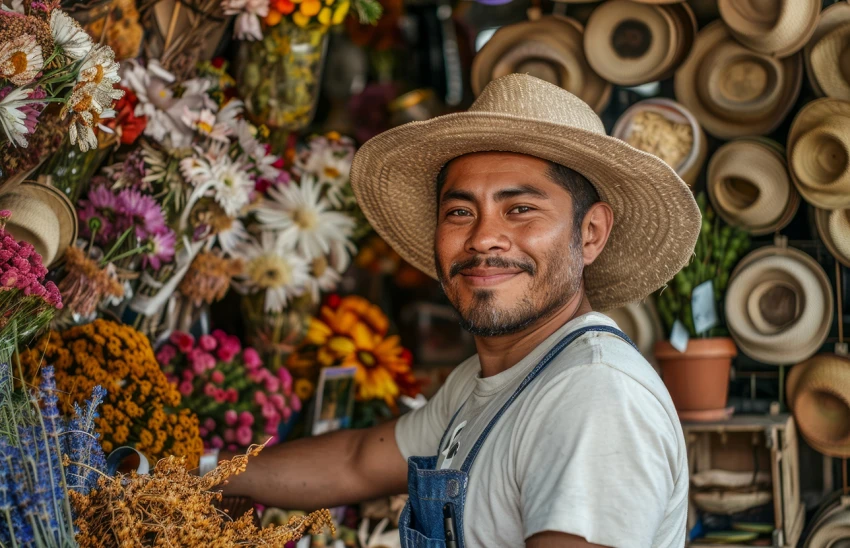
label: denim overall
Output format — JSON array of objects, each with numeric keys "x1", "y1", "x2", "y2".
[{"x1": 398, "y1": 325, "x2": 636, "y2": 548}]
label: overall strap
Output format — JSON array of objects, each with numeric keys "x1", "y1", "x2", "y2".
[{"x1": 459, "y1": 325, "x2": 635, "y2": 474}]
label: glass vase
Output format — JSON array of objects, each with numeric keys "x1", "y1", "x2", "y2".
[
  {"x1": 38, "y1": 134, "x2": 114, "y2": 203},
  {"x1": 241, "y1": 292, "x2": 317, "y2": 371}
]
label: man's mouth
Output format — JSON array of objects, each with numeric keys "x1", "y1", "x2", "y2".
[{"x1": 458, "y1": 268, "x2": 525, "y2": 286}]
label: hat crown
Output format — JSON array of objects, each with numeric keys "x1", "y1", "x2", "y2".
[{"x1": 469, "y1": 74, "x2": 606, "y2": 136}]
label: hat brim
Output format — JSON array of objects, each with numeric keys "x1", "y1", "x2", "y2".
[
  {"x1": 16, "y1": 181, "x2": 78, "y2": 267},
  {"x1": 805, "y1": 2, "x2": 850, "y2": 97},
  {"x1": 350, "y1": 111, "x2": 700, "y2": 312},
  {"x1": 815, "y1": 207, "x2": 850, "y2": 268},
  {"x1": 787, "y1": 354, "x2": 850, "y2": 458},
  {"x1": 719, "y1": 0, "x2": 820, "y2": 58}
]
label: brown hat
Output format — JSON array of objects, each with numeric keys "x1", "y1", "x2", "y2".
[
  {"x1": 787, "y1": 354, "x2": 850, "y2": 458},
  {"x1": 718, "y1": 0, "x2": 820, "y2": 58},
  {"x1": 810, "y1": 24, "x2": 850, "y2": 101},
  {"x1": 674, "y1": 20, "x2": 803, "y2": 139},
  {"x1": 815, "y1": 207, "x2": 850, "y2": 268},
  {"x1": 787, "y1": 98, "x2": 850, "y2": 210},
  {"x1": 471, "y1": 16, "x2": 612, "y2": 113},
  {"x1": 805, "y1": 2, "x2": 850, "y2": 97},
  {"x1": 707, "y1": 138, "x2": 799, "y2": 235},
  {"x1": 583, "y1": 0, "x2": 696, "y2": 86}
]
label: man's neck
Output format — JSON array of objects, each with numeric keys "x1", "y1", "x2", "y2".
[{"x1": 474, "y1": 291, "x2": 593, "y2": 378}]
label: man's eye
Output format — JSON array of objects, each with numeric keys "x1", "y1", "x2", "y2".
[
  {"x1": 510, "y1": 206, "x2": 533, "y2": 214},
  {"x1": 447, "y1": 209, "x2": 471, "y2": 217}
]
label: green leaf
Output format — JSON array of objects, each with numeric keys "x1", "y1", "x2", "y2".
[{"x1": 353, "y1": 0, "x2": 383, "y2": 25}]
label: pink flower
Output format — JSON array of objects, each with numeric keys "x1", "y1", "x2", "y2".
[
  {"x1": 192, "y1": 359, "x2": 207, "y2": 376},
  {"x1": 117, "y1": 188, "x2": 167, "y2": 240},
  {"x1": 261, "y1": 401, "x2": 278, "y2": 420},
  {"x1": 224, "y1": 428, "x2": 236, "y2": 443},
  {"x1": 210, "y1": 436, "x2": 224, "y2": 449},
  {"x1": 156, "y1": 344, "x2": 177, "y2": 364},
  {"x1": 141, "y1": 229, "x2": 176, "y2": 271},
  {"x1": 282, "y1": 406, "x2": 292, "y2": 422},
  {"x1": 216, "y1": 337, "x2": 241, "y2": 362},
  {"x1": 242, "y1": 347, "x2": 262, "y2": 370},
  {"x1": 203, "y1": 383, "x2": 216, "y2": 397},
  {"x1": 254, "y1": 391, "x2": 267, "y2": 406},
  {"x1": 224, "y1": 409, "x2": 238, "y2": 426},
  {"x1": 181, "y1": 370, "x2": 194, "y2": 381},
  {"x1": 290, "y1": 394, "x2": 301, "y2": 413},
  {"x1": 170, "y1": 332, "x2": 195, "y2": 353},
  {"x1": 199, "y1": 426, "x2": 208, "y2": 437},
  {"x1": 277, "y1": 367, "x2": 293, "y2": 393},
  {"x1": 212, "y1": 329, "x2": 228, "y2": 342},
  {"x1": 213, "y1": 389, "x2": 227, "y2": 403},
  {"x1": 78, "y1": 185, "x2": 119, "y2": 244},
  {"x1": 239, "y1": 411, "x2": 254, "y2": 426},
  {"x1": 270, "y1": 393, "x2": 286, "y2": 412},
  {"x1": 199, "y1": 334, "x2": 218, "y2": 351},
  {"x1": 188, "y1": 348, "x2": 217, "y2": 372},
  {"x1": 236, "y1": 425, "x2": 253, "y2": 446},
  {"x1": 0, "y1": 210, "x2": 11, "y2": 219},
  {"x1": 203, "y1": 418, "x2": 216, "y2": 431},
  {"x1": 211, "y1": 370, "x2": 225, "y2": 384},
  {"x1": 226, "y1": 388, "x2": 238, "y2": 403},
  {"x1": 1, "y1": 269, "x2": 19, "y2": 288},
  {"x1": 264, "y1": 420, "x2": 279, "y2": 436},
  {"x1": 178, "y1": 381, "x2": 193, "y2": 396},
  {"x1": 265, "y1": 376, "x2": 280, "y2": 394}
]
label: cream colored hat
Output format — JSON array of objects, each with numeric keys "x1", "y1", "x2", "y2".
[
  {"x1": 811, "y1": 24, "x2": 850, "y2": 101},
  {"x1": 787, "y1": 354, "x2": 850, "y2": 458},
  {"x1": 805, "y1": 2, "x2": 850, "y2": 97},
  {"x1": 787, "y1": 98, "x2": 850, "y2": 210},
  {"x1": 471, "y1": 16, "x2": 611, "y2": 114},
  {"x1": 725, "y1": 245, "x2": 833, "y2": 365},
  {"x1": 707, "y1": 138, "x2": 799, "y2": 235},
  {"x1": 674, "y1": 21, "x2": 803, "y2": 139},
  {"x1": 718, "y1": 0, "x2": 820, "y2": 58},
  {"x1": 602, "y1": 301, "x2": 660, "y2": 358},
  {"x1": 815, "y1": 207, "x2": 850, "y2": 268},
  {"x1": 350, "y1": 74, "x2": 701, "y2": 312}
]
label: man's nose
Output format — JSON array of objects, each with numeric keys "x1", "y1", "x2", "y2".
[{"x1": 465, "y1": 213, "x2": 510, "y2": 255}]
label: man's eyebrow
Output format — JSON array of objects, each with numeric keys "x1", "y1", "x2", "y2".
[
  {"x1": 440, "y1": 189, "x2": 476, "y2": 203},
  {"x1": 439, "y1": 184, "x2": 549, "y2": 204}
]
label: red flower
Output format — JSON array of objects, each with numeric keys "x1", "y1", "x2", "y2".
[
  {"x1": 106, "y1": 86, "x2": 147, "y2": 145},
  {"x1": 324, "y1": 293, "x2": 341, "y2": 309},
  {"x1": 169, "y1": 331, "x2": 195, "y2": 353}
]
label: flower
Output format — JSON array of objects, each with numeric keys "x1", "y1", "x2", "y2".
[
  {"x1": 304, "y1": 255, "x2": 341, "y2": 304},
  {"x1": 141, "y1": 229, "x2": 176, "y2": 271},
  {"x1": 50, "y1": 10, "x2": 93, "y2": 60},
  {"x1": 118, "y1": 188, "x2": 167, "y2": 239},
  {"x1": 341, "y1": 323, "x2": 409, "y2": 404},
  {"x1": 181, "y1": 148, "x2": 254, "y2": 217},
  {"x1": 294, "y1": 133, "x2": 355, "y2": 208},
  {"x1": 181, "y1": 107, "x2": 231, "y2": 142},
  {"x1": 233, "y1": 230, "x2": 310, "y2": 313},
  {"x1": 77, "y1": 44, "x2": 123, "y2": 110},
  {"x1": 78, "y1": 184, "x2": 119, "y2": 242},
  {"x1": 106, "y1": 86, "x2": 146, "y2": 145},
  {"x1": 222, "y1": 0, "x2": 269, "y2": 40},
  {"x1": 0, "y1": 34, "x2": 43, "y2": 85},
  {"x1": 0, "y1": 85, "x2": 32, "y2": 147}
]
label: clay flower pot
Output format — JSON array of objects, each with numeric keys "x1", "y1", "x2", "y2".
[{"x1": 655, "y1": 337, "x2": 737, "y2": 414}]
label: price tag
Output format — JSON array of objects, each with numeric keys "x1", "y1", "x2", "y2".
[
  {"x1": 670, "y1": 320, "x2": 690, "y2": 353},
  {"x1": 691, "y1": 280, "x2": 719, "y2": 335}
]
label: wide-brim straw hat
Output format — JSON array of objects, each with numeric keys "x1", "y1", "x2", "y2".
[
  {"x1": 787, "y1": 354, "x2": 850, "y2": 458},
  {"x1": 674, "y1": 20, "x2": 803, "y2": 140},
  {"x1": 350, "y1": 74, "x2": 701, "y2": 312},
  {"x1": 810, "y1": 23, "x2": 850, "y2": 101},
  {"x1": 718, "y1": 0, "x2": 820, "y2": 58},
  {"x1": 725, "y1": 245, "x2": 833, "y2": 365},
  {"x1": 471, "y1": 16, "x2": 612, "y2": 114},
  {"x1": 815, "y1": 207, "x2": 850, "y2": 268},
  {"x1": 707, "y1": 138, "x2": 799, "y2": 235},
  {"x1": 584, "y1": 0, "x2": 696, "y2": 87},
  {"x1": 0, "y1": 180, "x2": 78, "y2": 267},
  {"x1": 787, "y1": 98, "x2": 850, "y2": 210},
  {"x1": 805, "y1": 2, "x2": 850, "y2": 97}
]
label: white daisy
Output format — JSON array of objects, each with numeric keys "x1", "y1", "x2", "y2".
[
  {"x1": 0, "y1": 86, "x2": 32, "y2": 147},
  {"x1": 303, "y1": 243, "x2": 352, "y2": 303},
  {"x1": 50, "y1": 10, "x2": 93, "y2": 61},
  {"x1": 212, "y1": 216, "x2": 250, "y2": 256},
  {"x1": 77, "y1": 44, "x2": 124, "y2": 111},
  {"x1": 233, "y1": 230, "x2": 310, "y2": 313},
  {"x1": 236, "y1": 119, "x2": 280, "y2": 181},
  {"x1": 181, "y1": 107, "x2": 230, "y2": 142},
  {"x1": 255, "y1": 174, "x2": 355, "y2": 261},
  {"x1": 295, "y1": 144, "x2": 353, "y2": 208},
  {"x1": 180, "y1": 149, "x2": 254, "y2": 217},
  {"x1": 0, "y1": 34, "x2": 42, "y2": 85}
]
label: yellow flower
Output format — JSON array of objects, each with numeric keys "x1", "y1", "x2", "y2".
[
  {"x1": 295, "y1": 378, "x2": 315, "y2": 400},
  {"x1": 300, "y1": 0, "x2": 321, "y2": 15},
  {"x1": 331, "y1": 1, "x2": 349, "y2": 24},
  {"x1": 342, "y1": 323, "x2": 407, "y2": 404},
  {"x1": 293, "y1": 10, "x2": 311, "y2": 26},
  {"x1": 318, "y1": 7, "x2": 332, "y2": 25}
]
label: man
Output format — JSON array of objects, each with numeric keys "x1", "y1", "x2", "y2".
[{"x1": 221, "y1": 74, "x2": 700, "y2": 547}]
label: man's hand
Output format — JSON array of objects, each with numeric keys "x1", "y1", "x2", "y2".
[{"x1": 526, "y1": 532, "x2": 610, "y2": 548}]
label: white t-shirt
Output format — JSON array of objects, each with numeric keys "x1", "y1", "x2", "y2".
[{"x1": 395, "y1": 312, "x2": 688, "y2": 547}]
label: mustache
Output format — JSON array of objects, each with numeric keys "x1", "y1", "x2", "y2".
[{"x1": 449, "y1": 256, "x2": 537, "y2": 278}]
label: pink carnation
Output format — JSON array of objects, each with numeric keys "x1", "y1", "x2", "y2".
[
  {"x1": 290, "y1": 394, "x2": 301, "y2": 413},
  {"x1": 203, "y1": 383, "x2": 217, "y2": 397},
  {"x1": 211, "y1": 370, "x2": 225, "y2": 384},
  {"x1": 203, "y1": 418, "x2": 216, "y2": 431},
  {"x1": 156, "y1": 344, "x2": 177, "y2": 365},
  {"x1": 170, "y1": 331, "x2": 195, "y2": 353},
  {"x1": 254, "y1": 391, "x2": 267, "y2": 406},
  {"x1": 226, "y1": 388, "x2": 238, "y2": 403},
  {"x1": 242, "y1": 347, "x2": 262, "y2": 370},
  {"x1": 210, "y1": 436, "x2": 224, "y2": 449},
  {"x1": 282, "y1": 406, "x2": 292, "y2": 421},
  {"x1": 269, "y1": 393, "x2": 286, "y2": 412},
  {"x1": 236, "y1": 425, "x2": 253, "y2": 446},
  {"x1": 199, "y1": 334, "x2": 218, "y2": 351},
  {"x1": 239, "y1": 411, "x2": 254, "y2": 426},
  {"x1": 178, "y1": 381, "x2": 193, "y2": 396},
  {"x1": 224, "y1": 428, "x2": 236, "y2": 443},
  {"x1": 265, "y1": 376, "x2": 280, "y2": 393},
  {"x1": 224, "y1": 409, "x2": 238, "y2": 426},
  {"x1": 277, "y1": 368, "x2": 293, "y2": 393}
]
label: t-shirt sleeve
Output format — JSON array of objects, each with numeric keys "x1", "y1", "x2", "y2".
[{"x1": 515, "y1": 363, "x2": 681, "y2": 547}]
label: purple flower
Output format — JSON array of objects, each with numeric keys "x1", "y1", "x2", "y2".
[
  {"x1": 78, "y1": 185, "x2": 120, "y2": 243},
  {"x1": 141, "y1": 229, "x2": 176, "y2": 271},
  {"x1": 117, "y1": 189, "x2": 167, "y2": 240}
]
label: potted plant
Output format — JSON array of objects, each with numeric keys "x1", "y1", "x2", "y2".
[{"x1": 654, "y1": 192, "x2": 750, "y2": 419}]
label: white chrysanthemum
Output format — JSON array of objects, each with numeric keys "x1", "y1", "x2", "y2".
[
  {"x1": 236, "y1": 119, "x2": 280, "y2": 181},
  {"x1": 181, "y1": 107, "x2": 230, "y2": 142},
  {"x1": 180, "y1": 150, "x2": 254, "y2": 217},
  {"x1": 50, "y1": 10, "x2": 93, "y2": 60},
  {"x1": 303, "y1": 242, "x2": 353, "y2": 303},
  {"x1": 216, "y1": 217, "x2": 250, "y2": 256},
  {"x1": 0, "y1": 34, "x2": 42, "y2": 85},
  {"x1": 233, "y1": 230, "x2": 310, "y2": 313},
  {"x1": 255, "y1": 175, "x2": 355, "y2": 261},
  {"x1": 0, "y1": 86, "x2": 32, "y2": 147},
  {"x1": 77, "y1": 44, "x2": 123, "y2": 111},
  {"x1": 296, "y1": 145, "x2": 353, "y2": 208}
]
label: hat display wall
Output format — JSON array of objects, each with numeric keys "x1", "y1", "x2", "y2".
[
  {"x1": 0, "y1": 180, "x2": 78, "y2": 267},
  {"x1": 718, "y1": 0, "x2": 820, "y2": 58},
  {"x1": 787, "y1": 98, "x2": 850, "y2": 211},
  {"x1": 810, "y1": 21, "x2": 850, "y2": 101},
  {"x1": 707, "y1": 138, "x2": 800, "y2": 235},
  {"x1": 674, "y1": 20, "x2": 803, "y2": 139},
  {"x1": 805, "y1": 2, "x2": 850, "y2": 97},
  {"x1": 787, "y1": 354, "x2": 850, "y2": 458},
  {"x1": 351, "y1": 74, "x2": 701, "y2": 312},
  {"x1": 815, "y1": 208, "x2": 850, "y2": 268},
  {"x1": 724, "y1": 245, "x2": 833, "y2": 365},
  {"x1": 471, "y1": 16, "x2": 612, "y2": 113},
  {"x1": 601, "y1": 301, "x2": 662, "y2": 361},
  {"x1": 583, "y1": 0, "x2": 696, "y2": 86}
]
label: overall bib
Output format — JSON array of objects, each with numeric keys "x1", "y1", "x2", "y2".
[{"x1": 398, "y1": 325, "x2": 636, "y2": 548}]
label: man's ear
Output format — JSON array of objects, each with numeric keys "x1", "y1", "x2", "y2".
[{"x1": 580, "y1": 202, "x2": 614, "y2": 267}]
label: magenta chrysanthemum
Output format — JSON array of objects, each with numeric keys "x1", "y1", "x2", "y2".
[
  {"x1": 117, "y1": 188, "x2": 167, "y2": 240},
  {"x1": 142, "y1": 229, "x2": 176, "y2": 271}
]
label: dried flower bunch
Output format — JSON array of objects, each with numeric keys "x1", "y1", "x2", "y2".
[
  {"x1": 18, "y1": 319, "x2": 204, "y2": 466},
  {"x1": 71, "y1": 444, "x2": 335, "y2": 547},
  {"x1": 626, "y1": 111, "x2": 694, "y2": 171},
  {"x1": 56, "y1": 245, "x2": 125, "y2": 321},
  {"x1": 178, "y1": 250, "x2": 243, "y2": 306}
]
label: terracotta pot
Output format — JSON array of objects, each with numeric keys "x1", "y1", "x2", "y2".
[{"x1": 655, "y1": 337, "x2": 737, "y2": 412}]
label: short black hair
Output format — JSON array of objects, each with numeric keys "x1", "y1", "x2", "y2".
[{"x1": 435, "y1": 158, "x2": 600, "y2": 230}]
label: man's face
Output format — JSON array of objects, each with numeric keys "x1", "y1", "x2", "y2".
[{"x1": 435, "y1": 152, "x2": 585, "y2": 337}]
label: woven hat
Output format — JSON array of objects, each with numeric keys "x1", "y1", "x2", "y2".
[
  {"x1": 674, "y1": 20, "x2": 803, "y2": 139},
  {"x1": 718, "y1": 0, "x2": 820, "y2": 58},
  {"x1": 350, "y1": 74, "x2": 701, "y2": 312},
  {"x1": 602, "y1": 301, "x2": 660, "y2": 359},
  {"x1": 805, "y1": 2, "x2": 850, "y2": 97},
  {"x1": 815, "y1": 207, "x2": 850, "y2": 268},
  {"x1": 707, "y1": 138, "x2": 799, "y2": 235},
  {"x1": 787, "y1": 98, "x2": 850, "y2": 210},
  {"x1": 583, "y1": 0, "x2": 696, "y2": 86},
  {"x1": 810, "y1": 24, "x2": 850, "y2": 101},
  {"x1": 0, "y1": 180, "x2": 78, "y2": 266},
  {"x1": 725, "y1": 245, "x2": 832, "y2": 365},
  {"x1": 787, "y1": 354, "x2": 850, "y2": 458},
  {"x1": 471, "y1": 16, "x2": 612, "y2": 114}
]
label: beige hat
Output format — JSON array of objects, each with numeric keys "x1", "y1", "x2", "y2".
[
  {"x1": 674, "y1": 20, "x2": 803, "y2": 139},
  {"x1": 0, "y1": 180, "x2": 78, "y2": 267},
  {"x1": 815, "y1": 207, "x2": 850, "y2": 268},
  {"x1": 718, "y1": 0, "x2": 820, "y2": 58},
  {"x1": 787, "y1": 98, "x2": 850, "y2": 210},
  {"x1": 787, "y1": 354, "x2": 850, "y2": 458},
  {"x1": 350, "y1": 74, "x2": 701, "y2": 312},
  {"x1": 810, "y1": 24, "x2": 850, "y2": 101},
  {"x1": 805, "y1": 2, "x2": 850, "y2": 97},
  {"x1": 707, "y1": 138, "x2": 799, "y2": 235},
  {"x1": 471, "y1": 16, "x2": 612, "y2": 114},
  {"x1": 724, "y1": 245, "x2": 833, "y2": 365},
  {"x1": 583, "y1": 0, "x2": 696, "y2": 86},
  {"x1": 602, "y1": 301, "x2": 661, "y2": 359}
]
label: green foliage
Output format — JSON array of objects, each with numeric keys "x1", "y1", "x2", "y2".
[{"x1": 353, "y1": 0, "x2": 383, "y2": 25}]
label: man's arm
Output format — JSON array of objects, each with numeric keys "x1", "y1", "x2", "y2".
[
  {"x1": 220, "y1": 419, "x2": 408, "y2": 510},
  {"x1": 527, "y1": 532, "x2": 609, "y2": 548}
]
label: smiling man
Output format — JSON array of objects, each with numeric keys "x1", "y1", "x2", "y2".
[{"x1": 219, "y1": 74, "x2": 700, "y2": 547}]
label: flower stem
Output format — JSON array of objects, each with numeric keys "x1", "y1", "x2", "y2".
[{"x1": 101, "y1": 227, "x2": 133, "y2": 264}]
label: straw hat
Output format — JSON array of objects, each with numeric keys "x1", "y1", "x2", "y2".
[
  {"x1": 724, "y1": 245, "x2": 832, "y2": 365},
  {"x1": 718, "y1": 0, "x2": 820, "y2": 58},
  {"x1": 674, "y1": 20, "x2": 803, "y2": 139},
  {"x1": 350, "y1": 74, "x2": 701, "y2": 312},
  {"x1": 602, "y1": 301, "x2": 660, "y2": 359},
  {"x1": 810, "y1": 24, "x2": 850, "y2": 101},
  {"x1": 815, "y1": 207, "x2": 850, "y2": 268},
  {"x1": 471, "y1": 16, "x2": 612, "y2": 113},
  {"x1": 0, "y1": 180, "x2": 78, "y2": 267},
  {"x1": 787, "y1": 354, "x2": 850, "y2": 458},
  {"x1": 805, "y1": 2, "x2": 850, "y2": 97},
  {"x1": 583, "y1": 0, "x2": 696, "y2": 86},
  {"x1": 787, "y1": 98, "x2": 850, "y2": 210},
  {"x1": 707, "y1": 138, "x2": 799, "y2": 235}
]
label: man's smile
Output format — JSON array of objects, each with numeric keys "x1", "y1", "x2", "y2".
[{"x1": 458, "y1": 267, "x2": 525, "y2": 286}]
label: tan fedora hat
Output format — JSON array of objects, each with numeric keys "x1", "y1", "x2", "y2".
[
  {"x1": 805, "y1": 2, "x2": 850, "y2": 97},
  {"x1": 350, "y1": 74, "x2": 701, "y2": 312},
  {"x1": 718, "y1": 0, "x2": 820, "y2": 58},
  {"x1": 707, "y1": 138, "x2": 799, "y2": 235},
  {"x1": 725, "y1": 245, "x2": 833, "y2": 365},
  {"x1": 787, "y1": 98, "x2": 850, "y2": 210},
  {"x1": 810, "y1": 24, "x2": 850, "y2": 101},
  {"x1": 815, "y1": 207, "x2": 850, "y2": 268},
  {"x1": 787, "y1": 354, "x2": 850, "y2": 458},
  {"x1": 0, "y1": 180, "x2": 78, "y2": 267},
  {"x1": 471, "y1": 16, "x2": 612, "y2": 114},
  {"x1": 675, "y1": 21, "x2": 803, "y2": 139}
]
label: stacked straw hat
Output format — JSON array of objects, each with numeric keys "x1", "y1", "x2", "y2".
[
  {"x1": 706, "y1": 137, "x2": 799, "y2": 235},
  {"x1": 601, "y1": 301, "x2": 661, "y2": 361},
  {"x1": 471, "y1": 16, "x2": 612, "y2": 113},
  {"x1": 674, "y1": 20, "x2": 803, "y2": 139},
  {"x1": 583, "y1": 0, "x2": 696, "y2": 86},
  {"x1": 718, "y1": 0, "x2": 820, "y2": 58},
  {"x1": 724, "y1": 245, "x2": 833, "y2": 365},
  {"x1": 808, "y1": 10, "x2": 850, "y2": 100},
  {"x1": 815, "y1": 208, "x2": 850, "y2": 268},
  {"x1": 805, "y1": 2, "x2": 850, "y2": 97},
  {"x1": 787, "y1": 353, "x2": 850, "y2": 458}
]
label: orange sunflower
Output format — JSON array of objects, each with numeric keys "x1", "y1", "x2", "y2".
[{"x1": 340, "y1": 322, "x2": 410, "y2": 404}]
